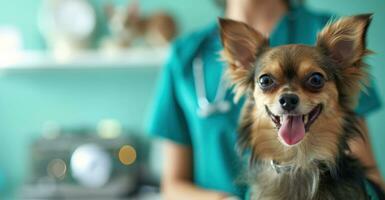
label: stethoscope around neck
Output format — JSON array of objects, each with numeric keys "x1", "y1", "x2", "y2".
[{"x1": 192, "y1": 55, "x2": 231, "y2": 118}]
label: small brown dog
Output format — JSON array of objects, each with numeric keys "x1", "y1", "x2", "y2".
[{"x1": 220, "y1": 14, "x2": 374, "y2": 199}]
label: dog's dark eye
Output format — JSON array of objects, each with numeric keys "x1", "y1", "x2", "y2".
[
  {"x1": 259, "y1": 74, "x2": 275, "y2": 89},
  {"x1": 306, "y1": 73, "x2": 325, "y2": 90}
]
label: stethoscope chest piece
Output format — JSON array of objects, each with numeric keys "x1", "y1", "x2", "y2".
[{"x1": 197, "y1": 100, "x2": 231, "y2": 118}]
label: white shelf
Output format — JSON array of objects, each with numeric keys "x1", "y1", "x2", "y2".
[{"x1": 0, "y1": 47, "x2": 169, "y2": 70}]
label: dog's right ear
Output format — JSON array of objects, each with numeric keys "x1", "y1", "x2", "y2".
[
  {"x1": 219, "y1": 18, "x2": 268, "y2": 100},
  {"x1": 219, "y1": 18, "x2": 268, "y2": 69}
]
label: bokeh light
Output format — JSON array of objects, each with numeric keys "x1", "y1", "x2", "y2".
[{"x1": 118, "y1": 145, "x2": 137, "y2": 166}]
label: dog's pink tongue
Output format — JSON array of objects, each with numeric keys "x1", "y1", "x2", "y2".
[{"x1": 278, "y1": 115, "x2": 305, "y2": 145}]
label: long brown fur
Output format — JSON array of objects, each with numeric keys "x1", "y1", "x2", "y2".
[{"x1": 219, "y1": 14, "x2": 373, "y2": 200}]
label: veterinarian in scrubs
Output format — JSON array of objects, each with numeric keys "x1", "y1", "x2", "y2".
[{"x1": 148, "y1": 0, "x2": 384, "y2": 199}]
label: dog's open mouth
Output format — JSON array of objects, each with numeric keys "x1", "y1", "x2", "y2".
[{"x1": 265, "y1": 104, "x2": 323, "y2": 146}]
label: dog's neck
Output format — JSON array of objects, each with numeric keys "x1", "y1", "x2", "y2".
[
  {"x1": 250, "y1": 159, "x2": 325, "y2": 199},
  {"x1": 269, "y1": 159, "x2": 332, "y2": 174},
  {"x1": 249, "y1": 152, "x2": 367, "y2": 200}
]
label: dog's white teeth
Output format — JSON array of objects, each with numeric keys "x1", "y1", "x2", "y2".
[{"x1": 303, "y1": 114, "x2": 309, "y2": 124}]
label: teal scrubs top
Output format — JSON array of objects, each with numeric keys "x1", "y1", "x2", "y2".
[{"x1": 147, "y1": 6, "x2": 382, "y2": 199}]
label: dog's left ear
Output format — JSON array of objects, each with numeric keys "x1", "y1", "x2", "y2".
[{"x1": 317, "y1": 14, "x2": 372, "y2": 67}]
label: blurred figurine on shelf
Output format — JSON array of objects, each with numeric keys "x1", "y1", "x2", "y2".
[{"x1": 101, "y1": 0, "x2": 178, "y2": 51}]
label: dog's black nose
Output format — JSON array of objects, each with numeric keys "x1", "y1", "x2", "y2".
[{"x1": 279, "y1": 94, "x2": 299, "y2": 111}]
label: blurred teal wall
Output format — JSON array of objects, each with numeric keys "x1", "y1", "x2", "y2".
[{"x1": 0, "y1": 0, "x2": 384, "y2": 199}]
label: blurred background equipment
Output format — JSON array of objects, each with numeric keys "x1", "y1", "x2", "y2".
[
  {"x1": 70, "y1": 143, "x2": 112, "y2": 188},
  {"x1": 21, "y1": 126, "x2": 140, "y2": 199}
]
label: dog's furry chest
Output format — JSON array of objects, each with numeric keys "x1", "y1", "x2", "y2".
[{"x1": 248, "y1": 160, "x2": 369, "y2": 200}]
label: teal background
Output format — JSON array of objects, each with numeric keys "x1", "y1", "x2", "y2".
[{"x1": 0, "y1": 0, "x2": 384, "y2": 199}]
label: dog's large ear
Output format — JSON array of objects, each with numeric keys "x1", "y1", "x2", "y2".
[
  {"x1": 219, "y1": 18, "x2": 268, "y2": 100},
  {"x1": 317, "y1": 14, "x2": 372, "y2": 108},
  {"x1": 317, "y1": 14, "x2": 372, "y2": 67},
  {"x1": 219, "y1": 18, "x2": 268, "y2": 69}
]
